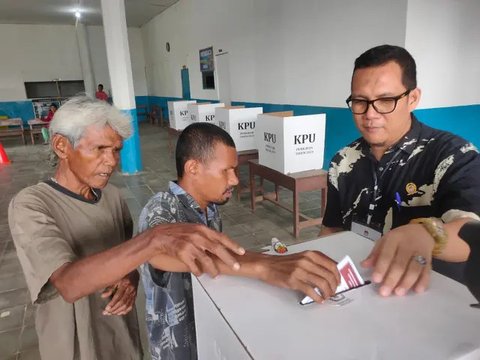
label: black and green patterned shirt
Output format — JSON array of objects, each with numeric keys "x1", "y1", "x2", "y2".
[{"x1": 323, "y1": 115, "x2": 480, "y2": 281}]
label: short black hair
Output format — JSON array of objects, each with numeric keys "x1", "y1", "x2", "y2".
[
  {"x1": 98, "y1": 84, "x2": 104, "y2": 88},
  {"x1": 50, "y1": 103, "x2": 58, "y2": 109},
  {"x1": 353, "y1": 44, "x2": 417, "y2": 90},
  {"x1": 176, "y1": 122, "x2": 236, "y2": 178}
]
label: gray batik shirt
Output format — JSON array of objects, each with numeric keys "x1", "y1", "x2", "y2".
[{"x1": 139, "y1": 181, "x2": 221, "y2": 360}]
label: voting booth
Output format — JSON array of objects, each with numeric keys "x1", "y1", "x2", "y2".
[
  {"x1": 255, "y1": 112, "x2": 326, "y2": 174},
  {"x1": 216, "y1": 106, "x2": 263, "y2": 151},
  {"x1": 188, "y1": 103, "x2": 225, "y2": 126},
  {"x1": 167, "y1": 100, "x2": 197, "y2": 130},
  {"x1": 193, "y1": 232, "x2": 480, "y2": 359}
]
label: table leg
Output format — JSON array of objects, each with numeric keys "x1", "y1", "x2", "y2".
[
  {"x1": 249, "y1": 163, "x2": 256, "y2": 212},
  {"x1": 321, "y1": 188, "x2": 326, "y2": 216},
  {"x1": 293, "y1": 184, "x2": 300, "y2": 238}
]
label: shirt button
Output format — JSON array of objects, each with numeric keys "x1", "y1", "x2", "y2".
[{"x1": 379, "y1": 167, "x2": 384, "y2": 171}]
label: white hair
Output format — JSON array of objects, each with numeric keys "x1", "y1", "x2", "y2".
[{"x1": 49, "y1": 96, "x2": 132, "y2": 147}]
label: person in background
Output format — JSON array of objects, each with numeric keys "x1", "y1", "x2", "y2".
[
  {"x1": 95, "y1": 83, "x2": 109, "y2": 102},
  {"x1": 40, "y1": 103, "x2": 57, "y2": 144},
  {"x1": 320, "y1": 44, "x2": 480, "y2": 297}
]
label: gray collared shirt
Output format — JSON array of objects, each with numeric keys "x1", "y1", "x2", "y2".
[{"x1": 139, "y1": 181, "x2": 221, "y2": 360}]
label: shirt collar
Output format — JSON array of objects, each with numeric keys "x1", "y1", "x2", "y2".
[{"x1": 168, "y1": 181, "x2": 218, "y2": 221}]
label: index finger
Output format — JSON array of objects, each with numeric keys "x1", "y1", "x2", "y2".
[
  {"x1": 199, "y1": 226, "x2": 245, "y2": 256},
  {"x1": 372, "y1": 238, "x2": 398, "y2": 284}
]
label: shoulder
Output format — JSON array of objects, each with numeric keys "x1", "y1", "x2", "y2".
[
  {"x1": 418, "y1": 122, "x2": 477, "y2": 154},
  {"x1": 9, "y1": 182, "x2": 54, "y2": 210},
  {"x1": 138, "y1": 191, "x2": 179, "y2": 231},
  {"x1": 328, "y1": 138, "x2": 366, "y2": 188}
]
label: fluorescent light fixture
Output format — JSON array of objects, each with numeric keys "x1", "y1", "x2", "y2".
[{"x1": 75, "y1": 10, "x2": 81, "y2": 18}]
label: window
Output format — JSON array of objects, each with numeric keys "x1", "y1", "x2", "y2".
[
  {"x1": 24, "y1": 80, "x2": 85, "y2": 99},
  {"x1": 202, "y1": 71, "x2": 215, "y2": 90}
]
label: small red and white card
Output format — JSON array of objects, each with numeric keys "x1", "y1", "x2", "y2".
[{"x1": 300, "y1": 255, "x2": 365, "y2": 305}]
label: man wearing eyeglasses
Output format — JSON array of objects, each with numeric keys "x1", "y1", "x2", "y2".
[{"x1": 320, "y1": 44, "x2": 480, "y2": 297}]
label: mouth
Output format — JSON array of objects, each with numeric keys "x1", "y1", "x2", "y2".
[
  {"x1": 98, "y1": 172, "x2": 112, "y2": 178},
  {"x1": 223, "y1": 188, "x2": 234, "y2": 196}
]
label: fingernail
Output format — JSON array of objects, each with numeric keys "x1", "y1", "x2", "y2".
[
  {"x1": 233, "y1": 262, "x2": 240, "y2": 271},
  {"x1": 416, "y1": 286, "x2": 425, "y2": 293},
  {"x1": 395, "y1": 287, "x2": 406, "y2": 296},
  {"x1": 372, "y1": 272, "x2": 383, "y2": 283},
  {"x1": 238, "y1": 247, "x2": 245, "y2": 255},
  {"x1": 380, "y1": 286, "x2": 391, "y2": 297},
  {"x1": 105, "y1": 306, "x2": 111, "y2": 311}
]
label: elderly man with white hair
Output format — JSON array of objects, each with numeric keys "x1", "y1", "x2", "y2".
[{"x1": 8, "y1": 96, "x2": 245, "y2": 360}]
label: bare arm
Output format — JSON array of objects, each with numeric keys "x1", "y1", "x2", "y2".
[
  {"x1": 150, "y1": 249, "x2": 341, "y2": 303},
  {"x1": 50, "y1": 223, "x2": 245, "y2": 303}
]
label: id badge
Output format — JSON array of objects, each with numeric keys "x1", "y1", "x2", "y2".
[{"x1": 351, "y1": 220, "x2": 382, "y2": 241}]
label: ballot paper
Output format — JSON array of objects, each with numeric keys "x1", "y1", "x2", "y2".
[{"x1": 300, "y1": 255, "x2": 365, "y2": 305}]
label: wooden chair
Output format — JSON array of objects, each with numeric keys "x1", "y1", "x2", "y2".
[
  {"x1": 148, "y1": 105, "x2": 165, "y2": 127},
  {"x1": 136, "y1": 104, "x2": 148, "y2": 122},
  {"x1": 28, "y1": 119, "x2": 49, "y2": 145},
  {"x1": 0, "y1": 118, "x2": 26, "y2": 144}
]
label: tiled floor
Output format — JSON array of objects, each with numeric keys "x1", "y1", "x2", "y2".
[{"x1": 0, "y1": 123, "x2": 324, "y2": 359}]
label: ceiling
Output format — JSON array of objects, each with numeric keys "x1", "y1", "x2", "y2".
[{"x1": 0, "y1": 0, "x2": 179, "y2": 27}]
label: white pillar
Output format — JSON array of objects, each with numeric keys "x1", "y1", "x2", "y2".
[
  {"x1": 75, "y1": 21, "x2": 96, "y2": 97},
  {"x1": 100, "y1": 0, "x2": 142, "y2": 174}
]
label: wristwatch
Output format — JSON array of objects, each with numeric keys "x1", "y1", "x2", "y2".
[{"x1": 410, "y1": 217, "x2": 447, "y2": 256}]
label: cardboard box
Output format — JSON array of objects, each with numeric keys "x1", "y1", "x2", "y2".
[
  {"x1": 167, "y1": 100, "x2": 197, "y2": 130},
  {"x1": 216, "y1": 106, "x2": 263, "y2": 151},
  {"x1": 188, "y1": 103, "x2": 225, "y2": 126},
  {"x1": 255, "y1": 112, "x2": 326, "y2": 174},
  {"x1": 193, "y1": 232, "x2": 480, "y2": 359}
]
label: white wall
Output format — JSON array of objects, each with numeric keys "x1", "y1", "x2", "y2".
[
  {"x1": 0, "y1": 24, "x2": 82, "y2": 100},
  {"x1": 141, "y1": 0, "x2": 408, "y2": 106},
  {"x1": 405, "y1": 0, "x2": 480, "y2": 108},
  {"x1": 87, "y1": 26, "x2": 148, "y2": 97},
  {"x1": 0, "y1": 23, "x2": 147, "y2": 101}
]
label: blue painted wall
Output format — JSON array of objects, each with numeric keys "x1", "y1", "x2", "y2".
[{"x1": 0, "y1": 101, "x2": 35, "y2": 124}]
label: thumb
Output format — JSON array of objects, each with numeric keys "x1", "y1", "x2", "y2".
[{"x1": 101, "y1": 286, "x2": 114, "y2": 298}]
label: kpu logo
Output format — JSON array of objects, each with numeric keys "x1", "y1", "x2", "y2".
[
  {"x1": 264, "y1": 132, "x2": 276, "y2": 143},
  {"x1": 238, "y1": 122, "x2": 255, "y2": 130},
  {"x1": 179, "y1": 110, "x2": 188, "y2": 116},
  {"x1": 294, "y1": 134, "x2": 315, "y2": 145},
  {"x1": 205, "y1": 115, "x2": 215, "y2": 121}
]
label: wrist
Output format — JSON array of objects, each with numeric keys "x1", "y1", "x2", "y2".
[{"x1": 410, "y1": 217, "x2": 447, "y2": 256}]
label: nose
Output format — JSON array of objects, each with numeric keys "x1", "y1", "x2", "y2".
[
  {"x1": 230, "y1": 169, "x2": 239, "y2": 187},
  {"x1": 364, "y1": 101, "x2": 381, "y2": 119},
  {"x1": 104, "y1": 149, "x2": 118, "y2": 168}
]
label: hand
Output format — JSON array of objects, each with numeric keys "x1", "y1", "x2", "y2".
[
  {"x1": 361, "y1": 224, "x2": 435, "y2": 297},
  {"x1": 150, "y1": 223, "x2": 245, "y2": 278},
  {"x1": 101, "y1": 272, "x2": 139, "y2": 315},
  {"x1": 258, "y1": 251, "x2": 341, "y2": 303}
]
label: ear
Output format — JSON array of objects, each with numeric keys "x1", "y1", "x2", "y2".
[
  {"x1": 408, "y1": 87, "x2": 421, "y2": 112},
  {"x1": 51, "y1": 134, "x2": 72, "y2": 160},
  {"x1": 184, "y1": 159, "x2": 200, "y2": 177}
]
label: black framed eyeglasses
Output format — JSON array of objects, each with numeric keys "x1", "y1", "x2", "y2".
[{"x1": 346, "y1": 89, "x2": 412, "y2": 115}]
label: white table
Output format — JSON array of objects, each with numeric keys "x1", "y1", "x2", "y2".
[{"x1": 192, "y1": 232, "x2": 480, "y2": 360}]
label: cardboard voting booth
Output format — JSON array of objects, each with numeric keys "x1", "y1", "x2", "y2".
[
  {"x1": 167, "y1": 100, "x2": 197, "y2": 130},
  {"x1": 255, "y1": 112, "x2": 326, "y2": 174},
  {"x1": 216, "y1": 106, "x2": 263, "y2": 151},
  {"x1": 193, "y1": 232, "x2": 480, "y2": 360},
  {"x1": 188, "y1": 103, "x2": 225, "y2": 126}
]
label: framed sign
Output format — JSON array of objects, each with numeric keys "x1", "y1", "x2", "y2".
[{"x1": 199, "y1": 46, "x2": 214, "y2": 72}]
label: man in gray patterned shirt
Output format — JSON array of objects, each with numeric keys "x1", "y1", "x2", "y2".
[{"x1": 139, "y1": 122, "x2": 341, "y2": 359}]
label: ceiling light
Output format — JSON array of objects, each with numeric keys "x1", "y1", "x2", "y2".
[{"x1": 75, "y1": 11, "x2": 81, "y2": 19}]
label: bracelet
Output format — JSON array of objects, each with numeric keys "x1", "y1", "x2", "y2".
[{"x1": 410, "y1": 217, "x2": 447, "y2": 257}]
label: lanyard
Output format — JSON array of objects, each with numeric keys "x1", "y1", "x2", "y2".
[{"x1": 366, "y1": 148, "x2": 403, "y2": 225}]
